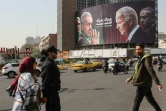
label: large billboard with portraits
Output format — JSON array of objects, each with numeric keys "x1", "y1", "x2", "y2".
[{"x1": 75, "y1": 1, "x2": 157, "y2": 47}]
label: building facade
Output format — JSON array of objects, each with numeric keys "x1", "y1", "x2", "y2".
[
  {"x1": 26, "y1": 37, "x2": 34, "y2": 45},
  {"x1": 158, "y1": 32, "x2": 166, "y2": 48},
  {"x1": 34, "y1": 36, "x2": 43, "y2": 44},
  {"x1": 57, "y1": 0, "x2": 76, "y2": 51},
  {"x1": 39, "y1": 34, "x2": 57, "y2": 51},
  {"x1": 77, "y1": 0, "x2": 118, "y2": 10}
]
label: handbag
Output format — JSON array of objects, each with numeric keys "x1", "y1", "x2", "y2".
[
  {"x1": 6, "y1": 75, "x2": 20, "y2": 97},
  {"x1": 25, "y1": 101, "x2": 39, "y2": 111},
  {"x1": 18, "y1": 89, "x2": 39, "y2": 111},
  {"x1": 6, "y1": 86, "x2": 16, "y2": 97}
]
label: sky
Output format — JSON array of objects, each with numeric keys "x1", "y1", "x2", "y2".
[
  {"x1": 0, "y1": 0, "x2": 57, "y2": 48},
  {"x1": 0, "y1": 0, "x2": 165, "y2": 49}
]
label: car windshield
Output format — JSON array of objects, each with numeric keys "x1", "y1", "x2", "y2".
[{"x1": 76, "y1": 61, "x2": 84, "y2": 64}]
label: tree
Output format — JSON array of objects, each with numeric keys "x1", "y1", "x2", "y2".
[
  {"x1": 19, "y1": 44, "x2": 33, "y2": 58},
  {"x1": 30, "y1": 50, "x2": 41, "y2": 58}
]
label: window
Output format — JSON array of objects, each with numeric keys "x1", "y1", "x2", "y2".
[{"x1": 12, "y1": 64, "x2": 19, "y2": 67}]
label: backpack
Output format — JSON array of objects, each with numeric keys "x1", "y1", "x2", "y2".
[{"x1": 6, "y1": 74, "x2": 20, "y2": 97}]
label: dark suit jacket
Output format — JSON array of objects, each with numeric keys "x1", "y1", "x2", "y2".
[
  {"x1": 77, "y1": 33, "x2": 89, "y2": 46},
  {"x1": 145, "y1": 24, "x2": 156, "y2": 42},
  {"x1": 129, "y1": 27, "x2": 152, "y2": 43},
  {"x1": 129, "y1": 55, "x2": 161, "y2": 87}
]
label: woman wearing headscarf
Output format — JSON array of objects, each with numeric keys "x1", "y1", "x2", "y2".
[{"x1": 12, "y1": 56, "x2": 40, "y2": 111}]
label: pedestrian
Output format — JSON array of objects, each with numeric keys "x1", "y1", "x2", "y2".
[
  {"x1": 126, "y1": 43, "x2": 163, "y2": 111},
  {"x1": 12, "y1": 56, "x2": 40, "y2": 111},
  {"x1": 41, "y1": 45, "x2": 61, "y2": 111},
  {"x1": 39, "y1": 49, "x2": 48, "y2": 66}
]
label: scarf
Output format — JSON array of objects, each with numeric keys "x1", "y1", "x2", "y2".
[
  {"x1": 7, "y1": 56, "x2": 35, "y2": 97},
  {"x1": 132, "y1": 53, "x2": 151, "y2": 84}
]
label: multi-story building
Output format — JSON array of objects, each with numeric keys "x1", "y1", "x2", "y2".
[
  {"x1": 77, "y1": 0, "x2": 118, "y2": 10},
  {"x1": 158, "y1": 32, "x2": 166, "y2": 48},
  {"x1": 39, "y1": 34, "x2": 57, "y2": 51},
  {"x1": 158, "y1": 32, "x2": 166, "y2": 39},
  {"x1": 57, "y1": 0, "x2": 76, "y2": 51},
  {"x1": 25, "y1": 36, "x2": 43, "y2": 51},
  {"x1": 57, "y1": 0, "x2": 157, "y2": 51},
  {"x1": 26, "y1": 37, "x2": 34, "y2": 45},
  {"x1": 34, "y1": 36, "x2": 42, "y2": 44}
]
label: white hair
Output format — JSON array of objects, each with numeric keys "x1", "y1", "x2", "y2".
[
  {"x1": 81, "y1": 12, "x2": 92, "y2": 24},
  {"x1": 116, "y1": 6, "x2": 138, "y2": 25}
]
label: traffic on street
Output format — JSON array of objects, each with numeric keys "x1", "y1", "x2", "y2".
[{"x1": 0, "y1": 63, "x2": 166, "y2": 111}]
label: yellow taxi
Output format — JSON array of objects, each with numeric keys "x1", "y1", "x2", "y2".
[
  {"x1": 57, "y1": 65, "x2": 62, "y2": 71},
  {"x1": 72, "y1": 61, "x2": 96, "y2": 72},
  {"x1": 90, "y1": 60, "x2": 103, "y2": 68},
  {"x1": 37, "y1": 63, "x2": 62, "y2": 72}
]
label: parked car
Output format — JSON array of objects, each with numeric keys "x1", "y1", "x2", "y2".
[
  {"x1": 72, "y1": 61, "x2": 96, "y2": 72},
  {"x1": 2, "y1": 63, "x2": 19, "y2": 78},
  {"x1": 2, "y1": 63, "x2": 62, "y2": 78}
]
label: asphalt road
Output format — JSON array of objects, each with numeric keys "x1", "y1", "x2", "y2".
[{"x1": 0, "y1": 65, "x2": 166, "y2": 111}]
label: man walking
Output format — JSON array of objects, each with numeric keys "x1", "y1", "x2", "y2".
[
  {"x1": 41, "y1": 45, "x2": 61, "y2": 111},
  {"x1": 126, "y1": 43, "x2": 163, "y2": 111}
]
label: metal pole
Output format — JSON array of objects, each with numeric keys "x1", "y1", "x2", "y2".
[{"x1": 15, "y1": 46, "x2": 17, "y2": 62}]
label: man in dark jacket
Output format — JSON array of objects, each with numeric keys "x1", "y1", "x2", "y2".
[
  {"x1": 126, "y1": 43, "x2": 163, "y2": 111},
  {"x1": 41, "y1": 46, "x2": 61, "y2": 111}
]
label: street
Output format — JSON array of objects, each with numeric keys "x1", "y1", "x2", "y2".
[{"x1": 0, "y1": 65, "x2": 166, "y2": 111}]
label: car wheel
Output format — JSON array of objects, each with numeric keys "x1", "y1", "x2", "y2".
[
  {"x1": 83, "y1": 68, "x2": 87, "y2": 72},
  {"x1": 112, "y1": 69, "x2": 118, "y2": 75},
  {"x1": 74, "y1": 70, "x2": 77, "y2": 72},
  {"x1": 124, "y1": 68, "x2": 128, "y2": 74},
  {"x1": 34, "y1": 70, "x2": 40, "y2": 76},
  {"x1": 7, "y1": 71, "x2": 16, "y2": 78},
  {"x1": 126, "y1": 66, "x2": 129, "y2": 71},
  {"x1": 93, "y1": 67, "x2": 96, "y2": 71}
]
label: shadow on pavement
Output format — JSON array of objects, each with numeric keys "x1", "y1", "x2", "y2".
[
  {"x1": 59, "y1": 87, "x2": 114, "y2": 93},
  {"x1": 116, "y1": 73, "x2": 133, "y2": 75},
  {"x1": 0, "y1": 109, "x2": 12, "y2": 111},
  {"x1": 60, "y1": 71, "x2": 66, "y2": 73},
  {"x1": 159, "y1": 70, "x2": 166, "y2": 72},
  {"x1": 74, "y1": 69, "x2": 101, "y2": 73}
]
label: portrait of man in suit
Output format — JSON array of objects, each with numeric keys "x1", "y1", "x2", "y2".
[
  {"x1": 115, "y1": 6, "x2": 151, "y2": 43},
  {"x1": 140, "y1": 7, "x2": 156, "y2": 42},
  {"x1": 77, "y1": 12, "x2": 99, "y2": 47}
]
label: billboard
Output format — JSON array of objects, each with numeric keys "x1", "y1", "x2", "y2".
[
  {"x1": 75, "y1": 1, "x2": 156, "y2": 47},
  {"x1": 68, "y1": 49, "x2": 127, "y2": 58}
]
